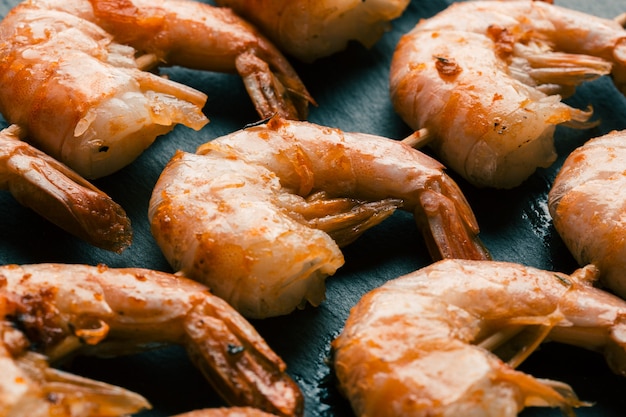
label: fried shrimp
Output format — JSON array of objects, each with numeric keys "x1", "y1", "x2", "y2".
[
  {"x1": 0, "y1": 125, "x2": 132, "y2": 252},
  {"x1": 149, "y1": 116, "x2": 489, "y2": 319},
  {"x1": 172, "y1": 407, "x2": 280, "y2": 417},
  {"x1": 548, "y1": 129, "x2": 626, "y2": 300},
  {"x1": 214, "y1": 0, "x2": 410, "y2": 62},
  {"x1": 332, "y1": 259, "x2": 626, "y2": 417},
  {"x1": 390, "y1": 0, "x2": 626, "y2": 189},
  {"x1": 0, "y1": 263, "x2": 303, "y2": 417},
  {"x1": 0, "y1": 0, "x2": 312, "y2": 179}
]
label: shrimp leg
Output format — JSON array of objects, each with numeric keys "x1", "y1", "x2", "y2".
[
  {"x1": 0, "y1": 126, "x2": 132, "y2": 252},
  {"x1": 548, "y1": 130, "x2": 626, "y2": 301},
  {"x1": 183, "y1": 295, "x2": 302, "y2": 416}
]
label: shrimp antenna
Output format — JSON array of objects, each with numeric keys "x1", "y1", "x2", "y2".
[{"x1": 243, "y1": 115, "x2": 275, "y2": 129}]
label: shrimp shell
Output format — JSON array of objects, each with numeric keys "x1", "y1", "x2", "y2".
[
  {"x1": 548, "y1": 129, "x2": 626, "y2": 300},
  {"x1": 390, "y1": 0, "x2": 626, "y2": 188},
  {"x1": 149, "y1": 116, "x2": 489, "y2": 319},
  {"x1": 0, "y1": 125, "x2": 132, "y2": 252},
  {"x1": 332, "y1": 259, "x2": 626, "y2": 417}
]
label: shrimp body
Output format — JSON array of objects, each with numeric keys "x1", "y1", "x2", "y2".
[
  {"x1": 390, "y1": 0, "x2": 626, "y2": 188},
  {"x1": 0, "y1": 125, "x2": 132, "y2": 252},
  {"x1": 548, "y1": 130, "x2": 626, "y2": 300},
  {"x1": 149, "y1": 116, "x2": 489, "y2": 319},
  {"x1": 214, "y1": 0, "x2": 410, "y2": 62},
  {"x1": 332, "y1": 259, "x2": 626, "y2": 417},
  {"x1": 0, "y1": 0, "x2": 311, "y2": 179},
  {"x1": 0, "y1": 263, "x2": 303, "y2": 417}
]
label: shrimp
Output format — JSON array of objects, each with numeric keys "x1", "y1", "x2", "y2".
[
  {"x1": 389, "y1": 0, "x2": 626, "y2": 189},
  {"x1": 214, "y1": 0, "x2": 410, "y2": 63},
  {"x1": 148, "y1": 116, "x2": 490, "y2": 319},
  {"x1": 0, "y1": 125, "x2": 132, "y2": 253},
  {"x1": 0, "y1": 263, "x2": 303, "y2": 417},
  {"x1": 172, "y1": 407, "x2": 279, "y2": 417},
  {"x1": 332, "y1": 258, "x2": 626, "y2": 417},
  {"x1": 548, "y1": 129, "x2": 626, "y2": 301},
  {"x1": 0, "y1": 0, "x2": 313, "y2": 179}
]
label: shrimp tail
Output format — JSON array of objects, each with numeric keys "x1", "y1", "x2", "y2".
[
  {"x1": 312, "y1": 198, "x2": 401, "y2": 247},
  {"x1": 235, "y1": 52, "x2": 313, "y2": 120},
  {"x1": 400, "y1": 133, "x2": 490, "y2": 260},
  {"x1": 497, "y1": 367, "x2": 588, "y2": 416},
  {"x1": 7, "y1": 348, "x2": 151, "y2": 416},
  {"x1": 183, "y1": 295, "x2": 304, "y2": 417},
  {"x1": 0, "y1": 126, "x2": 132, "y2": 253},
  {"x1": 504, "y1": 371, "x2": 589, "y2": 416},
  {"x1": 414, "y1": 179, "x2": 491, "y2": 261}
]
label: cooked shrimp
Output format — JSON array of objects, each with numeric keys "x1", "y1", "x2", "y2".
[
  {"x1": 389, "y1": 0, "x2": 626, "y2": 189},
  {"x1": 214, "y1": 0, "x2": 410, "y2": 63},
  {"x1": 0, "y1": 263, "x2": 303, "y2": 417},
  {"x1": 548, "y1": 129, "x2": 626, "y2": 301},
  {"x1": 148, "y1": 116, "x2": 489, "y2": 319},
  {"x1": 332, "y1": 258, "x2": 626, "y2": 417},
  {"x1": 0, "y1": 125, "x2": 132, "y2": 253},
  {"x1": 0, "y1": 0, "x2": 312, "y2": 179},
  {"x1": 172, "y1": 407, "x2": 279, "y2": 417}
]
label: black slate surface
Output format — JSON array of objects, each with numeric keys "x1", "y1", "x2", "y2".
[{"x1": 2, "y1": 0, "x2": 626, "y2": 416}]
